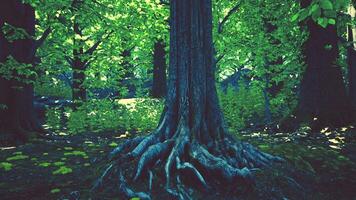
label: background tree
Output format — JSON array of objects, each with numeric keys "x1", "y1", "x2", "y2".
[
  {"x1": 288, "y1": 0, "x2": 352, "y2": 130},
  {"x1": 0, "y1": 0, "x2": 50, "y2": 144},
  {"x1": 151, "y1": 40, "x2": 167, "y2": 98}
]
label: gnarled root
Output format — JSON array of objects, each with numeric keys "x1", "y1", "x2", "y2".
[{"x1": 94, "y1": 125, "x2": 284, "y2": 199}]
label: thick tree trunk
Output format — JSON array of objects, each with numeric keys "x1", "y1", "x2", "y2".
[
  {"x1": 0, "y1": 1, "x2": 42, "y2": 144},
  {"x1": 151, "y1": 40, "x2": 167, "y2": 98},
  {"x1": 293, "y1": 0, "x2": 352, "y2": 130},
  {"x1": 348, "y1": 5, "x2": 356, "y2": 113},
  {"x1": 96, "y1": 0, "x2": 282, "y2": 199}
]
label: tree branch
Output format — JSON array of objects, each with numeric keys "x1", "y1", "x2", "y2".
[
  {"x1": 35, "y1": 27, "x2": 51, "y2": 49},
  {"x1": 85, "y1": 30, "x2": 113, "y2": 56},
  {"x1": 65, "y1": 56, "x2": 74, "y2": 66},
  {"x1": 218, "y1": 2, "x2": 242, "y2": 34}
]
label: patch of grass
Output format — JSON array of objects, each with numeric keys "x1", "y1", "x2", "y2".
[
  {"x1": 52, "y1": 166, "x2": 73, "y2": 175},
  {"x1": 6, "y1": 154, "x2": 29, "y2": 161},
  {"x1": 0, "y1": 162, "x2": 13, "y2": 171},
  {"x1": 50, "y1": 188, "x2": 61, "y2": 194},
  {"x1": 38, "y1": 162, "x2": 51, "y2": 167},
  {"x1": 64, "y1": 150, "x2": 87, "y2": 157}
]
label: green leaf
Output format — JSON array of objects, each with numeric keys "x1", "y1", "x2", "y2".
[
  {"x1": 317, "y1": 17, "x2": 329, "y2": 28},
  {"x1": 320, "y1": 0, "x2": 333, "y2": 10},
  {"x1": 328, "y1": 18, "x2": 336, "y2": 25},
  {"x1": 291, "y1": 13, "x2": 299, "y2": 22},
  {"x1": 299, "y1": 9, "x2": 309, "y2": 21}
]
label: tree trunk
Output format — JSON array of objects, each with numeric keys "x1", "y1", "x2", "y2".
[
  {"x1": 348, "y1": 5, "x2": 356, "y2": 113},
  {"x1": 0, "y1": 1, "x2": 42, "y2": 144},
  {"x1": 293, "y1": 0, "x2": 352, "y2": 130},
  {"x1": 96, "y1": 0, "x2": 282, "y2": 199},
  {"x1": 151, "y1": 40, "x2": 167, "y2": 98},
  {"x1": 72, "y1": 20, "x2": 87, "y2": 103}
]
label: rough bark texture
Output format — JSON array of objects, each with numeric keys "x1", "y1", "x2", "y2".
[
  {"x1": 96, "y1": 1, "x2": 282, "y2": 199},
  {"x1": 0, "y1": 1, "x2": 44, "y2": 144},
  {"x1": 292, "y1": 0, "x2": 352, "y2": 130},
  {"x1": 151, "y1": 40, "x2": 167, "y2": 98}
]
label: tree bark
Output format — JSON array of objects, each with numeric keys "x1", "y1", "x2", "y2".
[
  {"x1": 96, "y1": 0, "x2": 282, "y2": 199},
  {"x1": 0, "y1": 1, "x2": 43, "y2": 144},
  {"x1": 151, "y1": 40, "x2": 167, "y2": 98},
  {"x1": 293, "y1": 0, "x2": 352, "y2": 130},
  {"x1": 72, "y1": 20, "x2": 87, "y2": 103},
  {"x1": 348, "y1": 5, "x2": 356, "y2": 113}
]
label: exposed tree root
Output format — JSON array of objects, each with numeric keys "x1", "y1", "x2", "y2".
[{"x1": 94, "y1": 123, "x2": 284, "y2": 199}]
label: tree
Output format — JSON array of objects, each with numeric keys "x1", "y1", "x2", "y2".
[
  {"x1": 96, "y1": 0, "x2": 281, "y2": 199},
  {"x1": 151, "y1": 40, "x2": 167, "y2": 98},
  {"x1": 348, "y1": 4, "x2": 356, "y2": 112},
  {"x1": 291, "y1": 0, "x2": 352, "y2": 130},
  {"x1": 0, "y1": 0, "x2": 50, "y2": 144}
]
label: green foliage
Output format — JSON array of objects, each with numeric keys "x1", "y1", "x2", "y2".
[
  {"x1": 291, "y1": 0, "x2": 351, "y2": 28},
  {"x1": 0, "y1": 162, "x2": 13, "y2": 171},
  {"x1": 219, "y1": 84, "x2": 265, "y2": 130},
  {"x1": 34, "y1": 79, "x2": 72, "y2": 99},
  {"x1": 45, "y1": 98, "x2": 163, "y2": 134},
  {"x1": 44, "y1": 108, "x2": 63, "y2": 131},
  {"x1": 0, "y1": 56, "x2": 36, "y2": 84}
]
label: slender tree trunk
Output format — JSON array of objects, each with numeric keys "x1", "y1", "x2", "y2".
[
  {"x1": 0, "y1": 1, "x2": 42, "y2": 144},
  {"x1": 293, "y1": 0, "x2": 352, "y2": 130},
  {"x1": 263, "y1": 76, "x2": 272, "y2": 124},
  {"x1": 97, "y1": 1, "x2": 281, "y2": 199},
  {"x1": 151, "y1": 40, "x2": 167, "y2": 98},
  {"x1": 72, "y1": 20, "x2": 87, "y2": 103}
]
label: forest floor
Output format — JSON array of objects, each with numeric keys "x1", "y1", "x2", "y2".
[{"x1": 1, "y1": 126, "x2": 356, "y2": 200}]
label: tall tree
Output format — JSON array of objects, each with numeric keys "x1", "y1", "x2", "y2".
[
  {"x1": 0, "y1": 0, "x2": 50, "y2": 144},
  {"x1": 348, "y1": 4, "x2": 356, "y2": 112},
  {"x1": 66, "y1": 0, "x2": 112, "y2": 104},
  {"x1": 151, "y1": 40, "x2": 167, "y2": 98},
  {"x1": 293, "y1": 0, "x2": 352, "y2": 130},
  {"x1": 97, "y1": 0, "x2": 281, "y2": 198}
]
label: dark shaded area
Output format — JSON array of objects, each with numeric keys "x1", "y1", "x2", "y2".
[
  {"x1": 151, "y1": 40, "x2": 167, "y2": 98},
  {"x1": 0, "y1": 1, "x2": 44, "y2": 144}
]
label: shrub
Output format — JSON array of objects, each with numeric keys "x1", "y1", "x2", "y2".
[
  {"x1": 45, "y1": 98, "x2": 164, "y2": 134},
  {"x1": 218, "y1": 83, "x2": 265, "y2": 131}
]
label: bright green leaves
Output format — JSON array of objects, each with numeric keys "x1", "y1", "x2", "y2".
[
  {"x1": 317, "y1": 17, "x2": 330, "y2": 28},
  {"x1": 291, "y1": 0, "x2": 351, "y2": 28}
]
